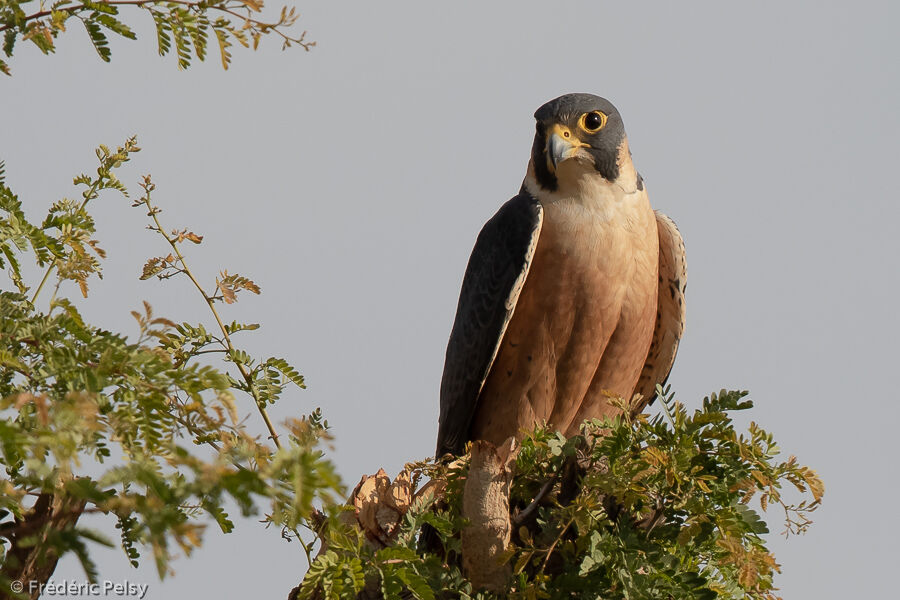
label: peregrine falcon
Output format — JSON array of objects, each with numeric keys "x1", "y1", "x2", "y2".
[{"x1": 436, "y1": 93, "x2": 686, "y2": 457}]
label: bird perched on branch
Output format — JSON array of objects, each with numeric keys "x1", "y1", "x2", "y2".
[{"x1": 436, "y1": 93, "x2": 686, "y2": 457}]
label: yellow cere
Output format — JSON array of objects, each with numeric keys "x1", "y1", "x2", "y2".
[{"x1": 548, "y1": 123, "x2": 588, "y2": 146}]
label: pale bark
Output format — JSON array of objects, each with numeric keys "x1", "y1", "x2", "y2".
[
  {"x1": 460, "y1": 438, "x2": 517, "y2": 593},
  {"x1": 302, "y1": 437, "x2": 520, "y2": 599}
]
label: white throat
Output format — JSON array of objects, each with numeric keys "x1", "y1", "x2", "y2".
[{"x1": 522, "y1": 160, "x2": 644, "y2": 220}]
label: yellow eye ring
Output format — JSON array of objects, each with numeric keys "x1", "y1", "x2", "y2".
[{"x1": 578, "y1": 111, "x2": 608, "y2": 133}]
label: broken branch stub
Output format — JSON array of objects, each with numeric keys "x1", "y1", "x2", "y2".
[
  {"x1": 323, "y1": 439, "x2": 518, "y2": 595},
  {"x1": 461, "y1": 437, "x2": 518, "y2": 593},
  {"x1": 345, "y1": 468, "x2": 413, "y2": 548}
]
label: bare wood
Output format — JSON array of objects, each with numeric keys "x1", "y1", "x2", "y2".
[
  {"x1": 302, "y1": 442, "x2": 522, "y2": 598},
  {"x1": 339, "y1": 468, "x2": 414, "y2": 549},
  {"x1": 461, "y1": 438, "x2": 518, "y2": 593}
]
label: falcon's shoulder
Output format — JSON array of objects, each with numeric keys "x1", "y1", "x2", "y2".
[
  {"x1": 436, "y1": 192, "x2": 543, "y2": 456},
  {"x1": 634, "y1": 211, "x2": 687, "y2": 411}
]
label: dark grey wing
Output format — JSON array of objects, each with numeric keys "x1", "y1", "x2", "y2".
[
  {"x1": 633, "y1": 212, "x2": 687, "y2": 411},
  {"x1": 436, "y1": 193, "x2": 543, "y2": 457}
]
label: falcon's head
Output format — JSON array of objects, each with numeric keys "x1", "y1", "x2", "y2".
[{"x1": 529, "y1": 93, "x2": 635, "y2": 193}]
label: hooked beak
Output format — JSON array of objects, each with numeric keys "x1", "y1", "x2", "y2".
[{"x1": 545, "y1": 123, "x2": 586, "y2": 172}]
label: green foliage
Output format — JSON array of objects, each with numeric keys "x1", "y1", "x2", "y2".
[
  {"x1": 301, "y1": 390, "x2": 823, "y2": 600},
  {"x1": 0, "y1": 0, "x2": 312, "y2": 75},
  {"x1": 0, "y1": 139, "x2": 341, "y2": 591}
]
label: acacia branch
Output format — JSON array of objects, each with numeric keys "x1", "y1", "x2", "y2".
[
  {"x1": 138, "y1": 177, "x2": 282, "y2": 449},
  {"x1": 512, "y1": 476, "x2": 555, "y2": 527},
  {"x1": 29, "y1": 179, "x2": 101, "y2": 305},
  {"x1": 0, "y1": 0, "x2": 312, "y2": 75},
  {"x1": 0, "y1": 0, "x2": 311, "y2": 46}
]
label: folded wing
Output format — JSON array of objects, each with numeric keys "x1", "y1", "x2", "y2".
[
  {"x1": 436, "y1": 193, "x2": 543, "y2": 456},
  {"x1": 633, "y1": 212, "x2": 687, "y2": 410}
]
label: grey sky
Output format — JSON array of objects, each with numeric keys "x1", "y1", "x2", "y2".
[{"x1": 3, "y1": 0, "x2": 898, "y2": 597}]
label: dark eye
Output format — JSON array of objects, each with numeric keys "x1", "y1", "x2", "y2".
[{"x1": 580, "y1": 111, "x2": 607, "y2": 133}]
